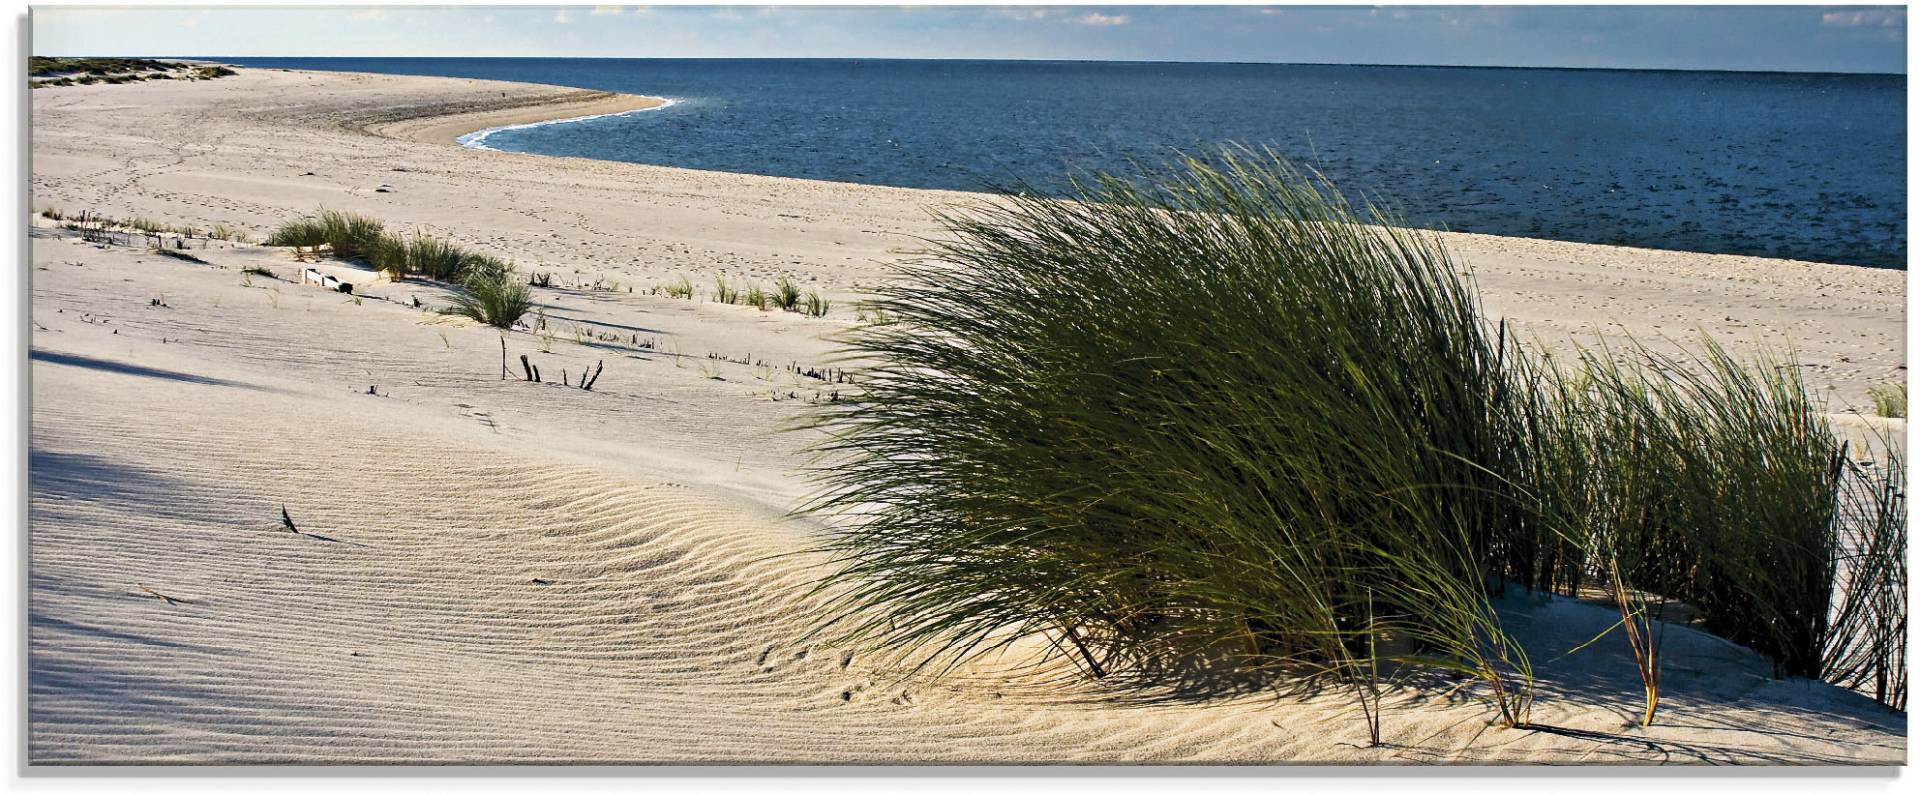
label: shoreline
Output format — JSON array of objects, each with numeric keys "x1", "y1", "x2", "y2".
[
  {"x1": 355, "y1": 72, "x2": 1898, "y2": 274},
  {"x1": 457, "y1": 97, "x2": 679, "y2": 151},
  {"x1": 355, "y1": 86, "x2": 668, "y2": 146}
]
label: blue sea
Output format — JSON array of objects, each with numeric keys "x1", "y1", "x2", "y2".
[{"x1": 228, "y1": 58, "x2": 1906, "y2": 268}]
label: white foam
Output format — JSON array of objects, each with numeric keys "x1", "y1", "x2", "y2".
[{"x1": 457, "y1": 97, "x2": 678, "y2": 151}]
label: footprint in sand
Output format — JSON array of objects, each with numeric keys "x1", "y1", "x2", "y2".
[{"x1": 839, "y1": 680, "x2": 871, "y2": 703}]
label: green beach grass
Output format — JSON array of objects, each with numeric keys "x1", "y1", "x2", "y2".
[{"x1": 801, "y1": 150, "x2": 1907, "y2": 733}]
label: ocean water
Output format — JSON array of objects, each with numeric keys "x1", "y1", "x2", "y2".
[{"x1": 229, "y1": 57, "x2": 1906, "y2": 268}]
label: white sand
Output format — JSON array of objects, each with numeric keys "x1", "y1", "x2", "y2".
[{"x1": 27, "y1": 67, "x2": 1906, "y2": 764}]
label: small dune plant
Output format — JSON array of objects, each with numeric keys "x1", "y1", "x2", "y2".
[
  {"x1": 801, "y1": 291, "x2": 830, "y2": 318},
  {"x1": 664, "y1": 275, "x2": 695, "y2": 299},
  {"x1": 714, "y1": 276, "x2": 740, "y2": 305},
  {"x1": 775, "y1": 276, "x2": 803, "y2": 312},
  {"x1": 745, "y1": 284, "x2": 770, "y2": 311},
  {"x1": 447, "y1": 258, "x2": 533, "y2": 329},
  {"x1": 1870, "y1": 381, "x2": 1906, "y2": 418},
  {"x1": 802, "y1": 149, "x2": 1908, "y2": 737}
]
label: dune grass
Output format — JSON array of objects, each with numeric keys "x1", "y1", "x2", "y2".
[
  {"x1": 664, "y1": 275, "x2": 695, "y2": 299},
  {"x1": 267, "y1": 210, "x2": 505, "y2": 284},
  {"x1": 1870, "y1": 382, "x2": 1906, "y2": 419},
  {"x1": 446, "y1": 258, "x2": 533, "y2": 329},
  {"x1": 266, "y1": 210, "x2": 386, "y2": 260},
  {"x1": 802, "y1": 150, "x2": 1907, "y2": 729},
  {"x1": 803, "y1": 151, "x2": 1541, "y2": 724},
  {"x1": 801, "y1": 291, "x2": 830, "y2": 318},
  {"x1": 775, "y1": 277, "x2": 803, "y2": 311}
]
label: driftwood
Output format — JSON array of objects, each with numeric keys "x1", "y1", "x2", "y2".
[
  {"x1": 581, "y1": 360, "x2": 604, "y2": 391},
  {"x1": 138, "y1": 585, "x2": 187, "y2": 606}
]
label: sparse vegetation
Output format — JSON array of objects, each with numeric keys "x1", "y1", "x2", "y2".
[
  {"x1": 774, "y1": 277, "x2": 802, "y2": 311},
  {"x1": 714, "y1": 276, "x2": 740, "y2": 305},
  {"x1": 29, "y1": 57, "x2": 236, "y2": 88},
  {"x1": 664, "y1": 275, "x2": 695, "y2": 299},
  {"x1": 801, "y1": 291, "x2": 830, "y2": 318},
  {"x1": 1870, "y1": 381, "x2": 1906, "y2": 418},
  {"x1": 29, "y1": 56, "x2": 185, "y2": 77}
]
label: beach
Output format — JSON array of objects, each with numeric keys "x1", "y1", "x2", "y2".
[{"x1": 26, "y1": 66, "x2": 1907, "y2": 764}]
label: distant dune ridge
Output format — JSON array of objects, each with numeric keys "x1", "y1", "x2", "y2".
[{"x1": 27, "y1": 66, "x2": 1905, "y2": 763}]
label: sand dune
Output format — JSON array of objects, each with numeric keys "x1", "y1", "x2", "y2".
[{"x1": 27, "y1": 68, "x2": 1906, "y2": 764}]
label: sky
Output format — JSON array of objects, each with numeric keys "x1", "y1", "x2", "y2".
[{"x1": 30, "y1": 4, "x2": 1911, "y2": 74}]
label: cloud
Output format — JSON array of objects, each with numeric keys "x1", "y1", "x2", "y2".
[
  {"x1": 1074, "y1": 11, "x2": 1130, "y2": 26},
  {"x1": 995, "y1": 8, "x2": 1054, "y2": 22},
  {"x1": 554, "y1": 8, "x2": 574, "y2": 24},
  {"x1": 349, "y1": 8, "x2": 387, "y2": 21},
  {"x1": 1822, "y1": 8, "x2": 1904, "y2": 28},
  {"x1": 591, "y1": 5, "x2": 622, "y2": 15}
]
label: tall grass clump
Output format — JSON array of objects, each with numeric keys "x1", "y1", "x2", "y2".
[
  {"x1": 400, "y1": 232, "x2": 482, "y2": 280},
  {"x1": 775, "y1": 277, "x2": 802, "y2": 311},
  {"x1": 802, "y1": 151, "x2": 1541, "y2": 726},
  {"x1": 1824, "y1": 428, "x2": 1908, "y2": 710},
  {"x1": 801, "y1": 149, "x2": 1910, "y2": 730},
  {"x1": 266, "y1": 209, "x2": 386, "y2": 260},
  {"x1": 802, "y1": 291, "x2": 830, "y2": 318},
  {"x1": 265, "y1": 217, "x2": 329, "y2": 248},
  {"x1": 447, "y1": 257, "x2": 533, "y2": 329},
  {"x1": 1511, "y1": 340, "x2": 1873, "y2": 723}
]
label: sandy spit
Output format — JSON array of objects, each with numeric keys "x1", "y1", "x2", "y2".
[{"x1": 26, "y1": 67, "x2": 1906, "y2": 765}]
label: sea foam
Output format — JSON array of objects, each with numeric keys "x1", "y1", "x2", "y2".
[{"x1": 458, "y1": 98, "x2": 678, "y2": 151}]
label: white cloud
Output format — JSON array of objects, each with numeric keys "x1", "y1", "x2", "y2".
[
  {"x1": 1822, "y1": 9, "x2": 1904, "y2": 28},
  {"x1": 349, "y1": 8, "x2": 387, "y2": 21},
  {"x1": 554, "y1": 8, "x2": 574, "y2": 24},
  {"x1": 996, "y1": 8, "x2": 1054, "y2": 22},
  {"x1": 591, "y1": 5, "x2": 623, "y2": 15},
  {"x1": 1074, "y1": 12, "x2": 1129, "y2": 26}
]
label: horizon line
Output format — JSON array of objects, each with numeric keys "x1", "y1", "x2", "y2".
[{"x1": 46, "y1": 54, "x2": 1908, "y2": 79}]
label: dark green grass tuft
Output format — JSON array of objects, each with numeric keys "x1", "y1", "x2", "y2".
[
  {"x1": 447, "y1": 258, "x2": 533, "y2": 329},
  {"x1": 802, "y1": 150, "x2": 1540, "y2": 723},
  {"x1": 775, "y1": 277, "x2": 802, "y2": 311}
]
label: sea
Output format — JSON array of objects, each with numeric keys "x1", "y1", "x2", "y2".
[{"x1": 225, "y1": 58, "x2": 1907, "y2": 268}]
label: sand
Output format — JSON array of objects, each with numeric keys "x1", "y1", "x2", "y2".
[{"x1": 26, "y1": 67, "x2": 1907, "y2": 765}]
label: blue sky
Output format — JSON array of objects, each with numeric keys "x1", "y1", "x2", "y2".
[{"x1": 31, "y1": 5, "x2": 1909, "y2": 74}]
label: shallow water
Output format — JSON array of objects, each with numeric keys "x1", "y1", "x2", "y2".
[{"x1": 231, "y1": 57, "x2": 1906, "y2": 268}]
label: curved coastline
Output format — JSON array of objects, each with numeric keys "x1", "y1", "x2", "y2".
[
  {"x1": 360, "y1": 88, "x2": 668, "y2": 146},
  {"x1": 457, "y1": 97, "x2": 678, "y2": 151}
]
